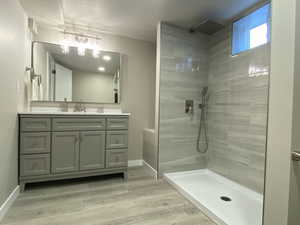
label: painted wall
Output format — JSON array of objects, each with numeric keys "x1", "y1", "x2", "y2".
[
  {"x1": 264, "y1": 0, "x2": 295, "y2": 224},
  {"x1": 0, "y1": 0, "x2": 28, "y2": 206},
  {"x1": 143, "y1": 128, "x2": 156, "y2": 170},
  {"x1": 32, "y1": 27, "x2": 156, "y2": 161},
  {"x1": 158, "y1": 23, "x2": 209, "y2": 174},
  {"x1": 72, "y1": 71, "x2": 114, "y2": 103},
  {"x1": 207, "y1": 26, "x2": 270, "y2": 193}
]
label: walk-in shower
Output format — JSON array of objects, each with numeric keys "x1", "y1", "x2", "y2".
[{"x1": 157, "y1": 3, "x2": 270, "y2": 222}]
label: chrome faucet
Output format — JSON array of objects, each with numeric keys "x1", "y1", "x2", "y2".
[{"x1": 74, "y1": 102, "x2": 86, "y2": 112}]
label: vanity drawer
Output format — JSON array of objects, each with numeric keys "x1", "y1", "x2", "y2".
[
  {"x1": 20, "y1": 132, "x2": 51, "y2": 154},
  {"x1": 20, "y1": 154, "x2": 50, "y2": 177},
  {"x1": 21, "y1": 118, "x2": 51, "y2": 132},
  {"x1": 106, "y1": 131, "x2": 128, "y2": 149},
  {"x1": 52, "y1": 118, "x2": 106, "y2": 131},
  {"x1": 107, "y1": 118, "x2": 128, "y2": 130},
  {"x1": 106, "y1": 149, "x2": 128, "y2": 168}
]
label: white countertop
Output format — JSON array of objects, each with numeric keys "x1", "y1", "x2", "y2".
[{"x1": 18, "y1": 111, "x2": 131, "y2": 116}]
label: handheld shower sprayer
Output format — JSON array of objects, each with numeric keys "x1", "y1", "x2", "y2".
[{"x1": 197, "y1": 86, "x2": 209, "y2": 153}]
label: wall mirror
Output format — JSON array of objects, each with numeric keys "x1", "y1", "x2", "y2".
[{"x1": 31, "y1": 41, "x2": 121, "y2": 104}]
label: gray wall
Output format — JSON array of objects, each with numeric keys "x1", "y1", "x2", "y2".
[
  {"x1": 32, "y1": 27, "x2": 156, "y2": 161},
  {"x1": 72, "y1": 71, "x2": 114, "y2": 103},
  {"x1": 0, "y1": 0, "x2": 28, "y2": 206},
  {"x1": 207, "y1": 26, "x2": 270, "y2": 193},
  {"x1": 158, "y1": 23, "x2": 209, "y2": 174},
  {"x1": 288, "y1": 0, "x2": 300, "y2": 223}
]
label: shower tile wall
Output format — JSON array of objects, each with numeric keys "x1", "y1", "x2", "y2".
[
  {"x1": 159, "y1": 23, "x2": 209, "y2": 174},
  {"x1": 207, "y1": 26, "x2": 270, "y2": 193}
]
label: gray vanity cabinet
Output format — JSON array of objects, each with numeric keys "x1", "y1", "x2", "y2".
[
  {"x1": 52, "y1": 132, "x2": 80, "y2": 174},
  {"x1": 79, "y1": 131, "x2": 105, "y2": 170},
  {"x1": 19, "y1": 115, "x2": 129, "y2": 192}
]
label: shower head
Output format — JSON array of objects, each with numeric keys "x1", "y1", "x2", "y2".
[
  {"x1": 190, "y1": 20, "x2": 224, "y2": 35},
  {"x1": 201, "y1": 87, "x2": 208, "y2": 96}
]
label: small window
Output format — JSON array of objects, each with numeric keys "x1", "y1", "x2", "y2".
[{"x1": 232, "y1": 3, "x2": 271, "y2": 55}]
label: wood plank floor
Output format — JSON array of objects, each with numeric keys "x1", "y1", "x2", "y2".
[{"x1": 1, "y1": 167, "x2": 216, "y2": 225}]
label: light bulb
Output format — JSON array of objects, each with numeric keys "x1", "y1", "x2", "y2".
[
  {"x1": 61, "y1": 39, "x2": 69, "y2": 54},
  {"x1": 103, "y1": 55, "x2": 111, "y2": 61},
  {"x1": 93, "y1": 48, "x2": 100, "y2": 58},
  {"x1": 77, "y1": 44, "x2": 86, "y2": 56},
  {"x1": 98, "y1": 66, "x2": 105, "y2": 72}
]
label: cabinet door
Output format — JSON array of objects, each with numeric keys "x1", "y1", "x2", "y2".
[
  {"x1": 80, "y1": 131, "x2": 105, "y2": 171},
  {"x1": 52, "y1": 132, "x2": 79, "y2": 174}
]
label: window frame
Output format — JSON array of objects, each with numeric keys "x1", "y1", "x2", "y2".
[{"x1": 231, "y1": 1, "x2": 271, "y2": 56}]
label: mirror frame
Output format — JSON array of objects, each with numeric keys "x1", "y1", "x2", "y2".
[{"x1": 30, "y1": 41, "x2": 122, "y2": 104}]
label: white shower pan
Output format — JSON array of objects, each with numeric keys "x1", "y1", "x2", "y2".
[{"x1": 164, "y1": 169, "x2": 263, "y2": 225}]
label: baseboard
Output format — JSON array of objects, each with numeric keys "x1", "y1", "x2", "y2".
[
  {"x1": 0, "y1": 186, "x2": 19, "y2": 222},
  {"x1": 128, "y1": 160, "x2": 143, "y2": 167},
  {"x1": 143, "y1": 161, "x2": 158, "y2": 178}
]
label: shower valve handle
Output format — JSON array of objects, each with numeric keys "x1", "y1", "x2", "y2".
[{"x1": 185, "y1": 100, "x2": 194, "y2": 114}]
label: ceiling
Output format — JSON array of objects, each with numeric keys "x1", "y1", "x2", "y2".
[
  {"x1": 37, "y1": 42, "x2": 120, "y2": 74},
  {"x1": 20, "y1": 0, "x2": 263, "y2": 42}
]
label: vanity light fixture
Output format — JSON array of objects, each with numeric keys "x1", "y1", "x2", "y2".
[
  {"x1": 61, "y1": 33, "x2": 70, "y2": 54},
  {"x1": 93, "y1": 49, "x2": 100, "y2": 58},
  {"x1": 98, "y1": 66, "x2": 106, "y2": 72},
  {"x1": 61, "y1": 43, "x2": 69, "y2": 54},
  {"x1": 103, "y1": 55, "x2": 111, "y2": 61},
  {"x1": 92, "y1": 38, "x2": 101, "y2": 58},
  {"x1": 60, "y1": 31, "x2": 102, "y2": 57},
  {"x1": 75, "y1": 35, "x2": 88, "y2": 56},
  {"x1": 77, "y1": 44, "x2": 86, "y2": 56}
]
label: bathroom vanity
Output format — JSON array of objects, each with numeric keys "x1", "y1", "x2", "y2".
[{"x1": 18, "y1": 112, "x2": 130, "y2": 191}]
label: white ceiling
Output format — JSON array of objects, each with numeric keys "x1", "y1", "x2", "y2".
[{"x1": 20, "y1": 0, "x2": 263, "y2": 42}]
